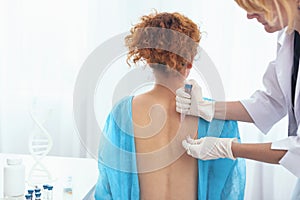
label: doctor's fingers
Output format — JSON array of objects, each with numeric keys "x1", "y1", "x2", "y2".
[
  {"x1": 182, "y1": 139, "x2": 190, "y2": 150},
  {"x1": 176, "y1": 107, "x2": 189, "y2": 114},
  {"x1": 176, "y1": 100, "x2": 191, "y2": 109},
  {"x1": 176, "y1": 87, "x2": 191, "y2": 98},
  {"x1": 183, "y1": 142, "x2": 206, "y2": 159},
  {"x1": 182, "y1": 138, "x2": 205, "y2": 151},
  {"x1": 185, "y1": 136, "x2": 203, "y2": 145},
  {"x1": 176, "y1": 96, "x2": 191, "y2": 105},
  {"x1": 182, "y1": 140, "x2": 197, "y2": 157},
  {"x1": 176, "y1": 97, "x2": 191, "y2": 114}
]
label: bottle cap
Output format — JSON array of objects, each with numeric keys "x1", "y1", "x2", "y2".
[
  {"x1": 6, "y1": 158, "x2": 22, "y2": 165},
  {"x1": 48, "y1": 185, "x2": 53, "y2": 190},
  {"x1": 35, "y1": 188, "x2": 41, "y2": 193},
  {"x1": 35, "y1": 192, "x2": 41, "y2": 197},
  {"x1": 28, "y1": 189, "x2": 34, "y2": 194},
  {"x1": 25, "y1": 194, "x2": 32, "y2": 199},
  {"x1": 43, "y1": 185, "x2": 48, "y2": 189}
]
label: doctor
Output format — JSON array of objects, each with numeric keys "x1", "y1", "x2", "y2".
[{"x1": 176, "y1": 0, "x2": 300, "y2": 198}]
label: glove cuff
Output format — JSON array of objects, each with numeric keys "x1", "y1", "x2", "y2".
[
  {"x1": 227, "y1": 138, "x2": 238, "y2": 160},
  {"x1": 196, "y1": 101, "x2": 215, "y2": 122}
]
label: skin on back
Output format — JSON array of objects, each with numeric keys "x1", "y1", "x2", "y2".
[{"x1": 132, "y1": 85, "x2": 199, "y2": 200}]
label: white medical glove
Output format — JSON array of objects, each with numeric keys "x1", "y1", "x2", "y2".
[
  {"x1": 182, "y1": 136, "x2": 237, "y2": 160},
  {"x1": 176, "y1": 79, "x2": 215, "y2": 122}
]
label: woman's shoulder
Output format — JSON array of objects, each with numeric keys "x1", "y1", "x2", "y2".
[
  {"x1": 132, "y1": 92, "x2": 154, "y2": 104},
  {"x1": 111, "y1": 96, "x2": 133, "y2": 112},
  {"x1": 132, "y1": 92, "x2": 157, "y2": 112},
  {"x1": 110, "y1": 93, "x2": 155, "y2": 122},
  {"x1": 109, "y1": 96, "x2": 134, "y2": 123}
]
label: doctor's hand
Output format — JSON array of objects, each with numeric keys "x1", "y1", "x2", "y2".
[
  {"x1": 182, "y1": 136, "x2": 238, "y2": 160},
  {"x1": 176, "y1": 79, "x2": 215, "y2": 122}
]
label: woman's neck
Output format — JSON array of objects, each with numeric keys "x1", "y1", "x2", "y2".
[
  {"x1": 154, "y1": 75, "x2": 185, "y2": 92},
  {"x1": 153, "y1": 79, "x2": 184, "y2": 96},
  {"x1": 150, "y1": 84, "x2": 177, "y2": 98}
]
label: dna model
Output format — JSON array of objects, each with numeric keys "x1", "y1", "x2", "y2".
[{"x1": 27, "y1": 102, "x2": 54, "y2": 186}]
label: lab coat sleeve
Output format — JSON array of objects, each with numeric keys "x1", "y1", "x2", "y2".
[
  {"x1": 271, "y1": 128, "x2": 300, "y2": 178},
  {"x1": 240, "y1": 61, "x2": 287, "y2": 134}
]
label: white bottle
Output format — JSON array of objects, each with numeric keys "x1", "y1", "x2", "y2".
[{"x1": 3, "y1": 158, "x2": 25, "y2": 197}]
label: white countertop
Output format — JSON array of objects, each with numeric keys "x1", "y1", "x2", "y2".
[{"x1": 0, "y1": 153, "x2": 98, "y2": 200}]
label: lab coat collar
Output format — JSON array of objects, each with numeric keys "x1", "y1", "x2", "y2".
[{"x1": 277, "y1": 27, "x2": 288, "y2": 47}]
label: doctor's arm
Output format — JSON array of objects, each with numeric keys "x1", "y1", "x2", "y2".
[
  {"x1": 231, "y1": 142, "x2": 287, "y2": 164},
  {"x1": 214, "y1": 101, "x2": 254, "y2": 122}
]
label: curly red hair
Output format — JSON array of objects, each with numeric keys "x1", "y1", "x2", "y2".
[{"x1": 125, "y1": 11, "x2": 201, "y2": 74}]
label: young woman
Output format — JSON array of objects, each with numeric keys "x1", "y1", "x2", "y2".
[{"x1": 95, "y1": 11, "x2": 245, "y2": 199}]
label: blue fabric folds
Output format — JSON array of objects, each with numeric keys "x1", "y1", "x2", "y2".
[{"x1": 95, "y1": 96, "x2": 246, "y2": 200}]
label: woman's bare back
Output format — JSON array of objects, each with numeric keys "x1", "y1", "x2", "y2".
[{"x1": 132, "y1": 90, "x2": 198, "y2": 200}]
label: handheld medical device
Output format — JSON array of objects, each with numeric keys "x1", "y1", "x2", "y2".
[{"x1": 180, "y1": 84, "x2": 193, "y2": 122}]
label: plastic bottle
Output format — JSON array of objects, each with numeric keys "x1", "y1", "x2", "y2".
[
  {"x1": 3, "y1": 158, "x2": 25, "y2": 197},
  {"x1": 47, "y1": 185, "x2": 53, "y2": 200},
  {"x1": 42, "y1": 185, "x2": 48, "y2": 200},
  {"x1": 28, "y1": 189, "x2": 34, "y2": 200}
]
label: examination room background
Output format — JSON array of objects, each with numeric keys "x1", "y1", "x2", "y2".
[{"x1": 0, "y1": 0, "x2": 297, "y2": 199}]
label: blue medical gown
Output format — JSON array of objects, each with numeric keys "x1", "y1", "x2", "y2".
[{"x1": 95, "y1": 96, "x2": 246, "y2": 200}]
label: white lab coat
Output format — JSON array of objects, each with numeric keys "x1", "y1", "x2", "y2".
[{"x1": 241, "y1": 29, "x2": 300, "y2": 178}]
